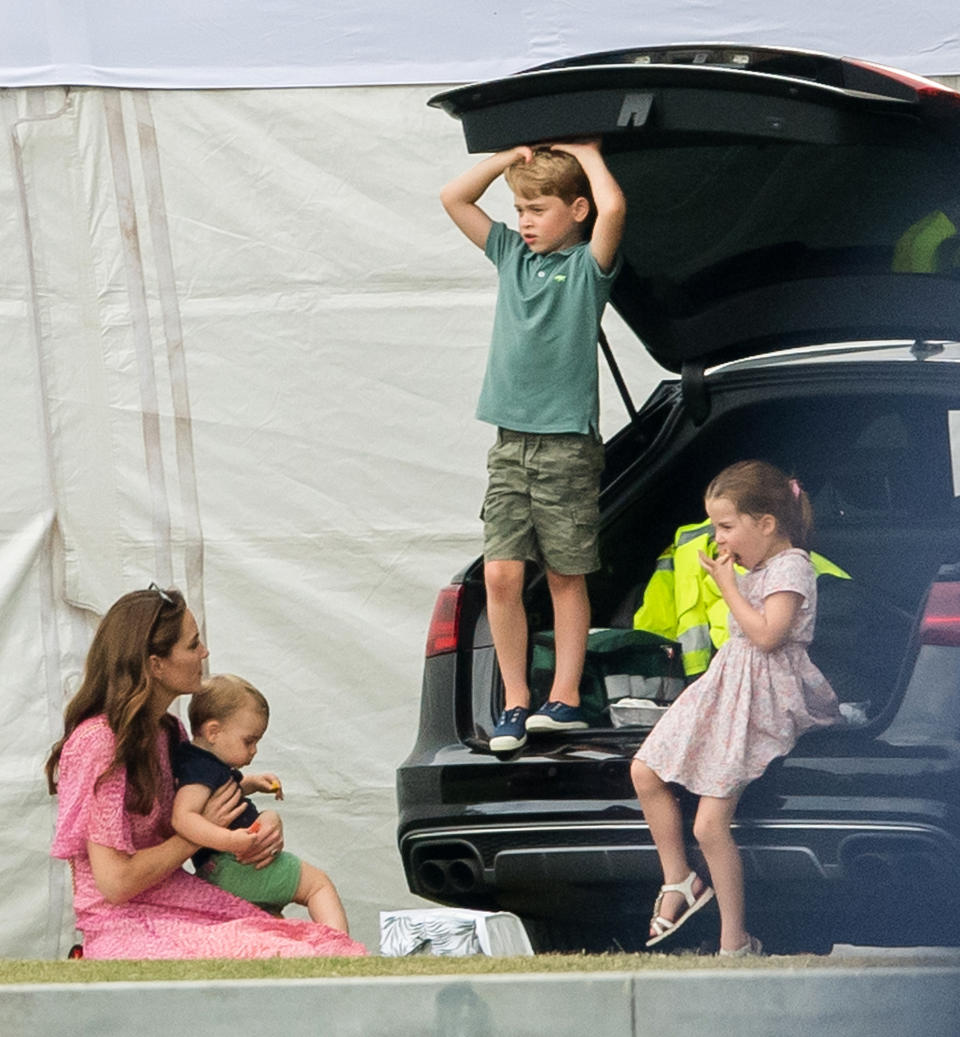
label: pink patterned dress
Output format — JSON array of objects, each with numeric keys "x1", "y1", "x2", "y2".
[
  {"x1": 51, "y1": 715, "x2": 367, "y2": 959},
  {"x1": 635, "y1": 548, "x2": 842, "y2": 798}
]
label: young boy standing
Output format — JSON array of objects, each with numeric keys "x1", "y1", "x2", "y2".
[{"x1": 441, "y1": 140, "x2": 626, "y2": 751}]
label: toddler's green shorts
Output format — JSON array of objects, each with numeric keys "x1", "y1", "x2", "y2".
[{"x1": 199, "y1": 849, "x2": 302, "y2": 911}]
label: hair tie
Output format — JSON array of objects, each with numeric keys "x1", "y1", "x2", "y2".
[{"x1": 788, "y1": 478, "x2": 802, "y2": 499}]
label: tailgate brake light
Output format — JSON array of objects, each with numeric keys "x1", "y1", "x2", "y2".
[
  {"x1": 846, "y1": 58, "x2": 960, "y2": 100},
  {"x1": 919, "y1": 580, "x2": 960, "y2": 646},
  {"x1": 425, "y1": 584, "x2": 464, "y2": 657}
]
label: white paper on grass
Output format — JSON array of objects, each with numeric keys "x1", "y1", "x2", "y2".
[{"x1": 380, "y1": 908, "x2": 535, "y2": 956}]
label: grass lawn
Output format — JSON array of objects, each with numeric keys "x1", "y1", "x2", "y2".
[{"x1": 0, "y1": 950, "x2": 954, "y2": 985}]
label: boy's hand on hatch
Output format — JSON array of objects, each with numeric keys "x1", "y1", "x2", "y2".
[{"x1": 508, "y1": 144, "x2": 534, "y2": 164}]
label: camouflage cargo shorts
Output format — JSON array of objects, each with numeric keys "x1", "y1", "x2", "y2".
[{"x1": 481, "y1": 427, "x2": 604, "y2": 575}]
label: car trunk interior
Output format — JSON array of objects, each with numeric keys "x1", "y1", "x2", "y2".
[
  {"x1": 516, "y1": 377, "x2": 960, "y2": 726},
  {"x1": 604, "y1": 136, "x2": 960, "y2": 370},
  {"x1": 444, "y1": 62, "x2": 960, "y2": 736}
]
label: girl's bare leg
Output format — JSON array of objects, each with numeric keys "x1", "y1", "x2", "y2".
[
  {"x1": 631, "y1": 760, "x2": 707, "y2": 930},
  {"x1": 295, "y1": 862, "x2": 349, "y2": 933},
  {"x1": 693, "y1": 794, "x2": 749, "y2": 951}
]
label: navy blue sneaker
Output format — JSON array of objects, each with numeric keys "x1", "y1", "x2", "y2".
[
  {"x1": 489, "y1": 706, "x2": 530, "y2": 751},
  {"x1": 525, "y1": 700, "x2": 588, "y2": 733}
]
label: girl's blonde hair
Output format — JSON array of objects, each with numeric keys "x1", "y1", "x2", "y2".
[
  {"x1": 189, "y1": 673, "x2": 269, "y2": 736},
  {"x1": 705, "y1": 459, "x2": 813, "y2": 548}
]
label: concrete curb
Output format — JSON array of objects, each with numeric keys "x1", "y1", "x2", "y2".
[{"x1": 6, "y1": 965, "x2": 960, "y2": 1037}]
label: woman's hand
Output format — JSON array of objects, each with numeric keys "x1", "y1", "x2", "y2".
[
  {"x1": 200, "y1": 780, "x2": 246, "y2": 828},
  {"x1": 235, "y1": 810, "x2": 284, "y2": 869}
]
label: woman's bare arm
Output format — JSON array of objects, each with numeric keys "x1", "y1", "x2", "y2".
[{"x1": 87, "y1": 779, "x2": 246, "y2": 904}]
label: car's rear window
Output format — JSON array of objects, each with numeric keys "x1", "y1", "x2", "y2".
[{"x1": 606, "y1": 138, "x2": 960, "y2": 302}]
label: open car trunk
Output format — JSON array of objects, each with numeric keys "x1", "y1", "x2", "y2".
[
  {"x1": 405, "y1": 351, "x2": 960, "y2": 952},
  {"x1": 467, "y1": 356, "x2": 960, "y2": 740},
  {"x1": 431, "y1": 44, "x2": 960, "y2": 378},
  {"x1": 400, "y1": 46, "x2": 960, "y2": 954}
]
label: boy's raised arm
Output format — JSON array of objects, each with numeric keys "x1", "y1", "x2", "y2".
[
  {"x1": 551, "y1": 139, "x2": 626, "y2": 274},
  {"x1": 441, "y1": 146, "x2": 533, "y2": 249}
]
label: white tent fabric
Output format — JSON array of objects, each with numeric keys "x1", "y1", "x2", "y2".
[
  {"x1": 4, "y1": 1, "x2": 960, "y2": 87},
  {"x1": 5, "y1": 83, "x2": 655, "y2": 955},
  {"x1": 5, "y1": 6, "x2": 958, "y2": 958}
]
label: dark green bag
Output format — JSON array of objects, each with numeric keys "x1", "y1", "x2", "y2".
[{"x1": 529, "y1": 628, "x2": 683, "y2": 726}]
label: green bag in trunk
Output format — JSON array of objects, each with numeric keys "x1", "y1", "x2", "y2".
[{"x1": 529, "y1": 627, "x2": 683, "y2": 727}]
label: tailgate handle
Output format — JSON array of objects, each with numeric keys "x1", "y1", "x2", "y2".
[{"x1": 617, "y1": 93, "x2": 654, "y2": 128}]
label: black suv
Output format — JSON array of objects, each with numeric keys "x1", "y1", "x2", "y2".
[{"x1": 397, "y1": 44, "x2": 960, "y2": 953}]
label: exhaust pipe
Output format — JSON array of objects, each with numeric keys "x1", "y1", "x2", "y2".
[
  {"x1": 849, "y1": 852, "x2": 893, "y2": 885},
  {"x1": 416, "y1": 856, "x2": 482, "y2": 897},
  {"x1": 848, "y1": 848, "x2": 942, "y2": 900}
]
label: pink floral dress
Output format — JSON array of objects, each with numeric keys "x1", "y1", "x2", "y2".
[
  {"x1": 51, "y1": 715, "x2": 367, "y2": 959},
  {"x1": 635, "y1": 548, "x2": 842, "y2": 798}
]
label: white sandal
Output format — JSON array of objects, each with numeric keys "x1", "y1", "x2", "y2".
[
  {"x1": 646, "y1": 871, "x2": 715, "y2": 948},
  {"x1": 718, "y1": 934, "x2": 764, "y2": 958}
]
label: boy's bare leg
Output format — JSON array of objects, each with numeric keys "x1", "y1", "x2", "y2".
[
  {"x1": 485, "y1": 559, "x2": 531, "y2": 710},
  {"x1": 295, "y1": 862, "x2": 349, "y2": 932},
  {"x1": 544, "y1": 569, "x2": 589, "y2": 706}
]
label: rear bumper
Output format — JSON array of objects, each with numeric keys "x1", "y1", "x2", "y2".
[
  {"x1": 397, "y1": 732, "x2": 960, "y2": 950},
  {"x1": 400, "y1": 815, "x2": 960, "y2": 903}
]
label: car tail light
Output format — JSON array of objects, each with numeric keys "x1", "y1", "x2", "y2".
[
  {"x1": 919, "y1": 581, "x2": 960, "y2": 646},
  {"x1": 425, "y1": 584, "x2": 464, "y2": 657},
  {"x1": 846, "y1": 58, "x2": 960, "y2": 100}
]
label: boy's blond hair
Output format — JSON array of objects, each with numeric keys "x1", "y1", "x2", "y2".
[
  {"x1": 188, "y1": 673, "x2": 269, "y2": 736},
  {"x1": 504, "y1": 147, "x2": 596, "y2": 226}
]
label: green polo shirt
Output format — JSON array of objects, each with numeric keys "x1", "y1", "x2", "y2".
[{"x1": 476, "y1": 222, "x2": 620, "y2": 435}]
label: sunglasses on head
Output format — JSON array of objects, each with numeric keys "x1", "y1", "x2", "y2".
[{"x1": 148, "y1": 582, "x2": 175, "y2": 606}]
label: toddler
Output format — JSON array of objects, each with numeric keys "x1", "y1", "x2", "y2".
[{"x1": 172, "y1": 673, "x2": 348, "y2": 932}]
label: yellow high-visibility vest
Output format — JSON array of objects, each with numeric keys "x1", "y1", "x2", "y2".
[
  {"x1": 892, "y1": 210, "x2": 958, "y2": 273},
  {"x1": 633, "y1": 520, "x2": 849, "y2": 677}
]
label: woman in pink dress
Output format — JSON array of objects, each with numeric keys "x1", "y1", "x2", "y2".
[
  {"x1": 631, "y1": 461, "x2": 842, "y2": 957},
  {"x1": 45, "y1": 585, "x2": 366, "y2": 959}
]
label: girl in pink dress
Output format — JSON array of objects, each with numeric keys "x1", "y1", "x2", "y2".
[
  {"x1": 631, "y1": 461, "x2": 842, "y2": 956},
  {"x1": 46, "y1": 586, "x2": 366, "y2": 959}
]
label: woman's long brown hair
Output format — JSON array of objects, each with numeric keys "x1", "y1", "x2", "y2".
[{"x1": 45, "y1": 588, "x2": 186, "y2": 814}]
